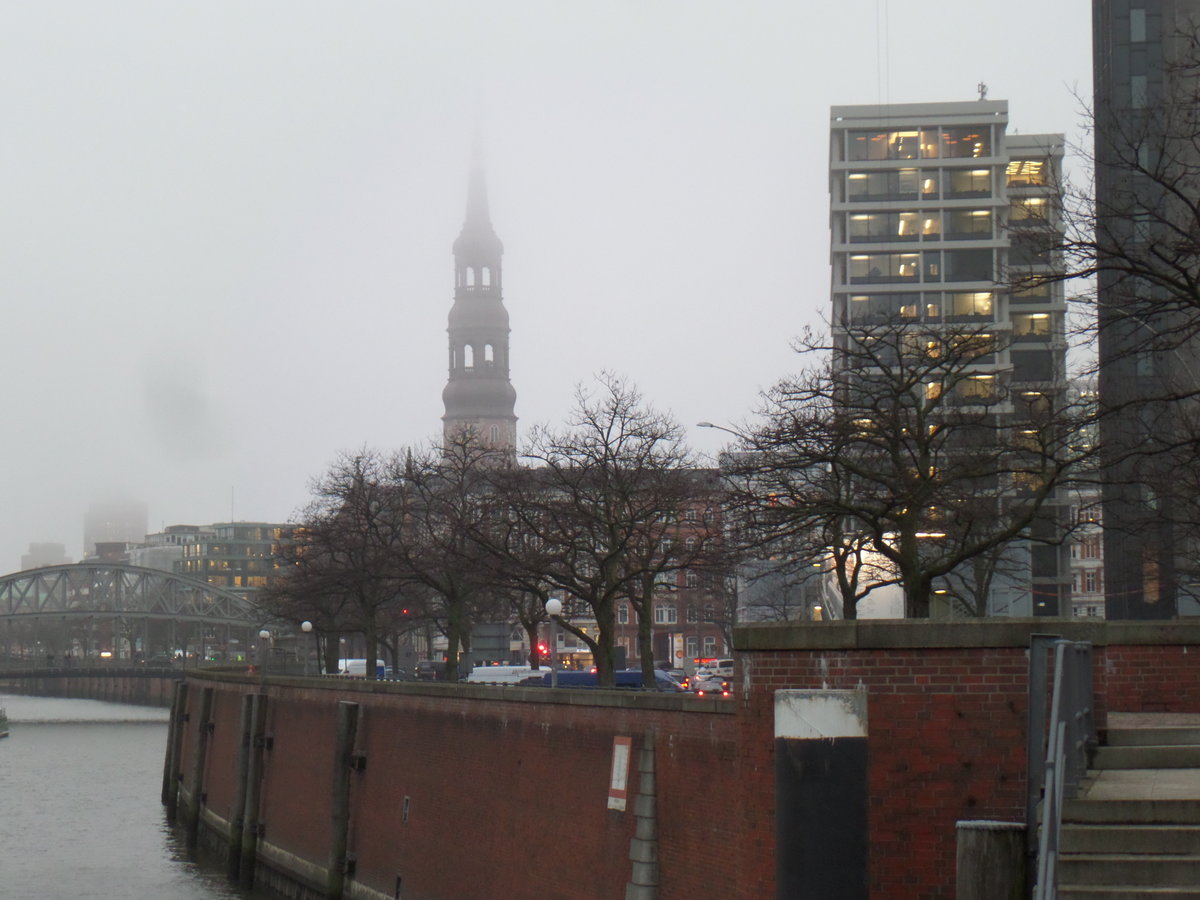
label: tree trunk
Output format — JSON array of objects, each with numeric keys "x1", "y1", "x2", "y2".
[
  {"x1": 525, "y1": 622, "x2": 542, "y2": 668},
  {"x1": 364, "y1": 624, "x2": 379, "y2": 681},
  {"x1": 638, "y1": 590, "x2": 656, "y2": 687},
  {"x1": 594, "y1": 602, "x2": 617, "y2": 686}
]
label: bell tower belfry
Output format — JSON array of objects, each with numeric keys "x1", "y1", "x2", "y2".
[{"x1": 441, "y1": 142, "x2": 518, "y2": 454}]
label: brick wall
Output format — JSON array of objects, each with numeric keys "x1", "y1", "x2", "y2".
[
  {"x1": 174, "y1": 619, "x2": 1200, "y2": 900},
  {"x1": 735, "y1": 618, "x2": 1200, "y2": 900},
  {"x1": 179, "y1": 676, "x2": 738, "y2": 900}
]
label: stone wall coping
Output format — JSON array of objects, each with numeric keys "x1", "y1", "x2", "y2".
[
  {"x1": 733, "y1": 617, "x2": 1200, "y2": 651},
  {"x1": 185, "y1": 669, "x2": 735, "y2": 715}
]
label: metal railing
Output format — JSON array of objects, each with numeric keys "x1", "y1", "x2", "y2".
[{"x1": 1026, "y1": 634, "x2": 1096, "y2": 899}]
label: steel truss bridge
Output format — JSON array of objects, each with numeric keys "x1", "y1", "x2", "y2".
[{"x1": 0, "y1": 563, "x2": 268, "y2": 663}]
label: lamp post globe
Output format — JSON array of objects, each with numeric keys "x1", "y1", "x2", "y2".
[
  {"x1": 300, "y1": 621, "x2": 314, "y2": 676},
  {"x1": 257, "y1": 630, "x2": 271, "y2": 687},
  {"x1": 544, "y1": 598, "x2": 562, "y2": 687}
]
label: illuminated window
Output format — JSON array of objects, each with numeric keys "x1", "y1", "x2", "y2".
[
  {"x1": 942, "y1": 127, "x2": 991, "y2": 158},
  {"x1": 951, "y1": 333, "x2": 993, "y2": 359},
  {"x1": 946, "y1": 168, "x2": 992, "y2": 197},
  {"x1": 1013, "y1": 313, "x2": 1051, "y2": 337},
  {"x1": 946, "y1": 209, "x2": 993, "y2": 239},
  {"x1": 1010, "y1": 197, "x2": 1049, "y2": 221},
  {"x1": 1006, "y1": 159, "x2": 1047, "y2": 187},
  {"x1": 959, "y1": 374, "x2": 996, "y2": 400},
  {"x1": 846, "y1": 169, "x2": 920, "y2": 201},
  {"x1": 848, "y1": 252, "x2": 921, "y2": 283}
]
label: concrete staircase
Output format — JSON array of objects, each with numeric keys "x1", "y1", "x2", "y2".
[{"x1": 1056, "y1": 713, "x2": 1200, "y2": 898}]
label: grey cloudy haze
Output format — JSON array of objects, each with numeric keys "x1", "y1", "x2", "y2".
[{"x1": 1, "y1": 1, "x2": 1093, "y2": 572}]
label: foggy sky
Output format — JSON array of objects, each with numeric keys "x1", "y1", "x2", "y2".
[{"x1": 0, "y1": 1, "x2": 1093, "y2": 571}]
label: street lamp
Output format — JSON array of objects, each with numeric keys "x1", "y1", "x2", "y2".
[
  {"x1": 697, "y1": 421, "x2": 740, "y2": 437},
  {"x1": 544, "y1": 597, "x2": 562, "y2": 688},
  {"x1": 258, "y1": 629, "x2": 271, "y2": 688},
  {"x1": 301, "y1": 621, "x2": 313, "y2": 676}
]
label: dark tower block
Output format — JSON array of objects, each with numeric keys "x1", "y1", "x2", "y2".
[{"x1": 442, "y1": 146, "x2": 518, "y2": 454}]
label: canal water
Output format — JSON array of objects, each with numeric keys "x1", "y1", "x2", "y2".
[{"x1": 0, "y1": 693, "x2": 269, "y2": 899}]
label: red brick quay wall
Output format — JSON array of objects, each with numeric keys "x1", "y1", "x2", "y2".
[
  {"x1": 170, "y1": 672, "x2": 739, "y2": 900},
  {"x1": 168, "y1": 620, "x2": 1200, "y2": 900},
  {"x1": 733, "y1": 618, "x2": 1200, "y2": 900}
]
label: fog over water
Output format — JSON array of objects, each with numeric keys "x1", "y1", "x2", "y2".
[{"x1": 1, "y1": 1, "x2": 1093, "y2": 573}]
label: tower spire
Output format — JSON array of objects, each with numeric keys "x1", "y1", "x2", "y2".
[
  {"x1": 465, "y1": 128, "x2": 491, "y2": 228},
  {"x1": 442, "y1": 141, "x2": 517, "y2": 457}
]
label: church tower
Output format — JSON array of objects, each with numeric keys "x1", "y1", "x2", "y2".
[{"x1": 441, "y1": 143, "x2": 518, "y2": 453}]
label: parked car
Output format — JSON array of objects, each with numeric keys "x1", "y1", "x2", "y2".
[
  {"x1": 415, "y1": 660, "x2": 447, "y2": 681},
  {"x1": 532, "y1": 668, "x2": 687, "y2": 691},
  {"x1": 691, "y1": 678, "x2": 732, "y2": 698}
]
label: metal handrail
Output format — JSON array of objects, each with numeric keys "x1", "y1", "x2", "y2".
[{"x1": 1027, "y1": 635, "x2": 1095, "y2": 899}]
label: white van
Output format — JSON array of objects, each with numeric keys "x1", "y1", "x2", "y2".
[
  {"x1": 337, "y1": 658, "x2": 386, "y2": 678},
  {"x1": 465, "y1": 665, "x2": 542, "y2": 685},
  {"x1": 697, "y1": 658, "x2": 735, "y2": 680}
]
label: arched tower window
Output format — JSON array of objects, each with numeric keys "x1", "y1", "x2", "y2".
[
  {"x1": 482, "y1": 267, "x2": 491, "y2": 287},
  {"x1": 464, "y1": 344, "x2": 475, "y2": 368},
  {"x1": 466, "y1": 268, "x2": 475, "y2": 288},
  {"x1": 490, "y1": 425, "x2": 500, "y2": 444},
  {"x1": 484, "y1": 344, "x2": 494, "y2": 365},
  {"x1": 451, "y1": 346, "x2": 457, "y2": 370}
]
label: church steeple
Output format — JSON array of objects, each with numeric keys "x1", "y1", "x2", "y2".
[{"x1": 442, "y1": 143, "x2": 517, "y2": 454}]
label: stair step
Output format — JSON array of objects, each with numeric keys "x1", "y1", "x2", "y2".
[
  {"x1": 1093, "y1": 746, "x2": 1200, "y2": 769},
  {"x1": 1065, "y1": 799, "x2": 1200, "y2": 825},
  {"x1": 1058, "y1": 854, "x2": 1200, "y2": 887},
  {"x1": 1106, "y1": 727, "x2": 1200, "y2": 748},
  {"x1": 1062, "y1": 824, "x2": 1200, "y2": 855}
]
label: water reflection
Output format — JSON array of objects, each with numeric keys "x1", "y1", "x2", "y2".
[{"x1": 0, "y1": 693, "x2": 269, "y2": 899}]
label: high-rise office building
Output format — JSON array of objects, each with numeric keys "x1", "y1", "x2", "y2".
[
  {"x1": 828, "y1": 100, "x2": 1070, "y2": 614},
  {"x1": 1093, "y1": 0, "x2": 1200, "y2": 617},
  {"x1": 83, "y1": 498, "x2": 148, "y2": 560}
]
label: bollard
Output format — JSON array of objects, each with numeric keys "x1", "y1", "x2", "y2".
[
  {"x1": 239, "y1": 692, "x2": 269, "y2": 889},
  {"x1": 184, "y1": 686, "x2": 215, "y2": 851},
  {"x1": 161, "y1": 680, "x2": 183, "y2": 806},
  {"x1": 327, "y1": 701, "x2": 360, "y2": 900},
  {"x1": 227, "y1": 693, "x2": 254, "y2": 882},
  {"x1": 956, "y1": 820, "x2": 1026, "y2": 900},
  {"x1": 163, "y1": 680, "x2": 189, "y2": 824}
]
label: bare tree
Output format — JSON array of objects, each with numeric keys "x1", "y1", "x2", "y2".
[
  {"x1": 387, "y1": 436, "x2": 507, "y2": 682},
  {"x1": 486, "y1": 373, "x2": 702, "y2": 686},
  {"x1": 262, "y1": 449, "x2": 408, "y2": 679},
  {"x1": 728, "y1": 322, "x2": 1089, "y2": 618}
]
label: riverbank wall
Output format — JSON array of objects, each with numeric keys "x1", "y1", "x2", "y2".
[
  {"x1": 0, "y1": 667, "x2": 179, "y2": 706},
  {"x1": 167, "y1": 619, "x2": 1200, "y2": 899}
]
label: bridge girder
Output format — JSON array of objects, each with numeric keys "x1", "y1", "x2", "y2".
[{"x1": 0, "y1": 563, "x2": 264, "y2": 628}]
